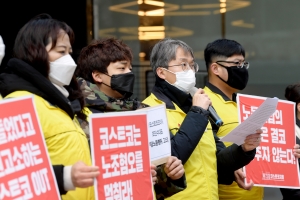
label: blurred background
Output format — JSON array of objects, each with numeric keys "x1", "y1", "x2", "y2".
[{"x1": 0, "y1": 1, "x2": 298, "y2": 199}]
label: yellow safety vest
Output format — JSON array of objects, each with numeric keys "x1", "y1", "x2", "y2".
[{"x1": 143, "y1": 93, "x2": 218, "y2": 200}]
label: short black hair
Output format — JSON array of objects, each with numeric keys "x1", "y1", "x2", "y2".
[
  {"x1": 204, "y1": 39, "x2": 245, "y2": 71},
  {"x1": 76, "y1": 37, "x2": 132, "y2": 83}
]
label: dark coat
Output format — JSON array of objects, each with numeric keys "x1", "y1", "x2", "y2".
[
  {"x1": 149, "y1": 78, "x2": 256, "y2": 185},
  {"x1": 53, "y1": 165, "x2": 67, "y2": 195}
]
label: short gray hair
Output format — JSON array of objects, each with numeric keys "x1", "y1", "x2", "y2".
[{"x1": 150, "y1": 38, "x2": 194, "y2": 74}]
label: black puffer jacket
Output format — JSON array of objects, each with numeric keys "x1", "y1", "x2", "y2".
[{"x1": 149, "y1": 78, "x2": 256, "y2": 185}]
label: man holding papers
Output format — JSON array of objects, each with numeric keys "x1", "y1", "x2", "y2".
[{"x1": 203, "y1": 38, "x2": 263, "y2": 200}]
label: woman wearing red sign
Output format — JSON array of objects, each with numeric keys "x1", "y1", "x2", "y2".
[
  {"x1": 75, "y1": 37, "x2": 186, "y2": 199},
  {"x1": 0, "y1": 14, "x2": 98, "y2": 199},
  {"x1": 282, "y1": 84, "x2": 300, "y2": 200}
]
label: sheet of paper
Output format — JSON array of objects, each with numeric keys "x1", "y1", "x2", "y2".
[
  {"x1": 134, "y1": 104, "x2": 171, "y2": 166},
  {"x1": 220, "y1": 97, "x2": 278, "y2": 145}
]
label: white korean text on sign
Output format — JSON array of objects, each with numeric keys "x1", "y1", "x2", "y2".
[
  {"x1": 90, "y1": 112, "x2": 153, "y2": 200},
  {"x1": 0, "y1": 96, "x2": 60, "y2": 200}
]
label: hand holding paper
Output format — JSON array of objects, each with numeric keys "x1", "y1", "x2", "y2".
[
  {"x1": 241, "y1": 129, "x2": 263, "y2": 152},
  {"x1": 71, "y1": 161, "x2": 100, "y2": 188},
  {"x1": 151, "y1": 164, "x2": 158, "y2": 185},
  {"x1": 164, "y1": 156, "x2": 184, "y2": 180},
  {"x1": 234, "y1": 168, "x2": 254, "y2": 191}
]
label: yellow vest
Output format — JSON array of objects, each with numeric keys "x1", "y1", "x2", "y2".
[
  {"x1": 204, "y1": 86, "x2": 264, "y2": 200},
  {"x1": 143, "y1": 93, "x2": 218, "y2": 200},
  {"x1": 5, "y1": 91, "x2": 94, "y2": 200}
]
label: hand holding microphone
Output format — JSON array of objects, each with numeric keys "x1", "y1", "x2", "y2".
[
  {"x1": 190, "y1": 87, "x2": 223, "y2": 127},
  {"x1": 190, "y1": 87, "x2": 211, "y2": 110}
]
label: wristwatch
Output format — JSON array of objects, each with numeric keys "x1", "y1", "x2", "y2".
[{"x1": 189, "y1": 106, "x2": 210, "y2": 117}]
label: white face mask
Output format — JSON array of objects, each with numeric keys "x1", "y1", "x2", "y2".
[
  {"x1": 164, "y1": 69, "x2": 196, "y2": 93},
  {"x1": 49, "y1": 54, "x2": 77, "y2": 86},
  {"x1": 0, "y1": 36, "x2": 5, "y2": 65}
]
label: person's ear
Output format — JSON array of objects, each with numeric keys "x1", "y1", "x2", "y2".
[
  {"x1": 211, "y1": 63, "x2": 221, "y2": 75},
  {"x1": 156, "y1": 67, "x2": 167, "y2": 80},
  {"x1": 92, "y1": 71, "x2": 103, "y2": 83}
]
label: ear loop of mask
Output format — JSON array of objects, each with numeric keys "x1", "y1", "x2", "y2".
[
  {"x1": 214, "y1": 64, "x2": 228, "y2": 84},
  {"x1": 160, "y1": 67, "x2": 175, "y2": 74},
  {"x1": 99, "y1": 73, "x2": 112, "y2": 88},
  {"x1": 159, "y1": 67, "x2": 176, "y2": 85}
]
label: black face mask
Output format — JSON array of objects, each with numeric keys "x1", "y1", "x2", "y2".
[
  {"x1": 217, "y1": 66, "x2": 249, "y2": 90},
  {"x1": 104, "y1": 72, "x2": 135, "y2": 99}
]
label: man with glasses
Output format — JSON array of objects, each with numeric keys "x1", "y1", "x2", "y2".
[
  {"x1": 203, "y1": 38, "x2": 264, "y2": 200},
  {"x1": 143, "y1": 38, "x2": 262, "y2": 200}
]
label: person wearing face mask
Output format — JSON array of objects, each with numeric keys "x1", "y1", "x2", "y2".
[
  {"x1": 0, "y1": 14, "x2": 97, "y2": 200},
  {"x1": 0, "y1": 34, "x2": 101, "y2": 196},
  {"x1": 203, "y1": 38, "x2": 264, "y2": 200},
  {"x1": 75, "y1": 37, "x2": 186, "y2": 200},
  {"x1": 142, "y1": 38, "x2": 263, "y2": 200}
]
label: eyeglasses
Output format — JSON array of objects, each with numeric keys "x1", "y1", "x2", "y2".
[
  {"x1": 216, "y1": 60, "x2": 250, "y2": 69},
  {"x1": 168, "y1": 62, "x2": 199, "y2": 72}
]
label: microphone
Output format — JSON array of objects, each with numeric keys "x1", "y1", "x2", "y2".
[
  {"x1": 190, "y1": 87, "x2": 223, "y2": 127},
  {"x1": 208, "y1": 105, "x2": 223, "y2": 127}
]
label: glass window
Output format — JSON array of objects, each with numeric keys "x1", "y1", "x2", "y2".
[{"x1": 93, "y1": 0, "x2": 300, "y2": 105}]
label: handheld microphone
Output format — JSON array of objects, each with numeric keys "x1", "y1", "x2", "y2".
[
  {"x1": 190, "y1": 87, "x2": 223, "y2": 127},
  {"x1": 208, "y1": 105, "x2": 223, "y2": 127}
]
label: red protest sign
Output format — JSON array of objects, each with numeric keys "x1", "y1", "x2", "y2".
[
  {"x1": 0, "y1": 96, "x2": 60, "y2": 199},
  {"x1": 90, "y1": 112, "x2": 153, "y2": 200},
  {"x1": 238, "y1": 94, "x2": 300, "y2": 188}
]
